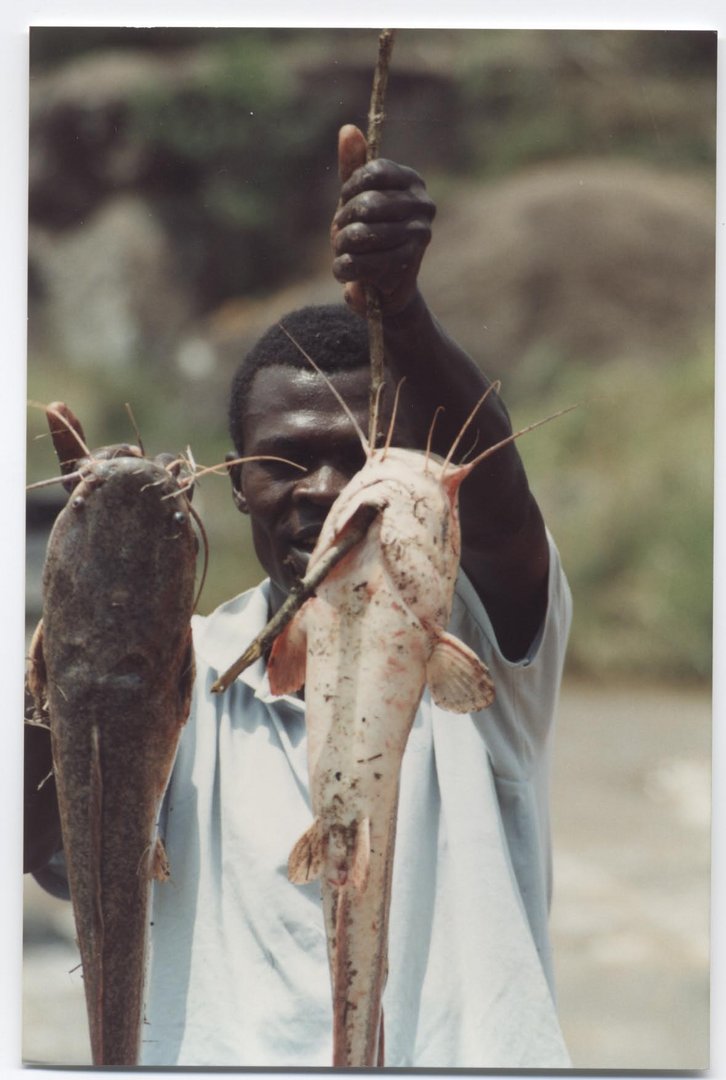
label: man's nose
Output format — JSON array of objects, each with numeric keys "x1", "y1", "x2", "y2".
[{"x1": 293, "y1": 463, "x2": 349, "y2": 506}]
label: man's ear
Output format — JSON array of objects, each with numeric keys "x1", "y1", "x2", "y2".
[{"x1": 226, "y1": 451, "x2": 248, "y2": 514}]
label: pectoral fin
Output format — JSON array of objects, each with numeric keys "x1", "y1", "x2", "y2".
[
  {"x1": 151, "y1": 837, "x2": 171, "y2": 882},
  {"x1": 27, "y1": 620, "x2": 47, "y2": 712},
  {"x1": 426, "y1": 629, "x2": 495, "y2": 712},
  {"x1": 350, "y1": 816, "x2": 371, "y2": 892},
  {"x1": 288, "y1": 818, "x2": 324, "y2": 884},
  {"x1": 269, "y1": 609, "x2": 308, "y2": 696}
]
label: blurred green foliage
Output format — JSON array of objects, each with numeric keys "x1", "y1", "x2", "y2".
[
  {"x1": 457, "y1": 30, "x2": 716, "y2": 176},
  {"x1": 124, "y1": 36, "x2": 343, "y2": 305},
  {"x1": 518, "y1": 341, "x2": 713, "y2": 680}
]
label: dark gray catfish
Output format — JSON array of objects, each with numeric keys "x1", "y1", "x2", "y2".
[{"x1": 27, "y1": 403, "x2": 197, "y2": 1066}]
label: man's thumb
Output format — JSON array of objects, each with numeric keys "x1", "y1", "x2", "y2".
[{"x1": 338, "y1": 124, "x2": 368, "y2": 182}]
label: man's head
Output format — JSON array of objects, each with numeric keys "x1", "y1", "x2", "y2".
[
  {"x1": 227, "y1": 304, "x2": 416, "y2": 595},
  {"x1": 228, "y1": 305, "x2": 370, "y2": 455}
]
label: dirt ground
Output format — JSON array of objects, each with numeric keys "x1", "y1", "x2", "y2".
[
  {"x1": 549, "y1": 678, "x2": 710, "y2": 1070},
  {"x1": 22, "y1": 677, "x2": 711, "y2": 1070}
]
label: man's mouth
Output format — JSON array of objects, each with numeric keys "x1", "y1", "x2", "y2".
[{"x1": 284, "y1": 527, "x2": 321, "y2": 577}]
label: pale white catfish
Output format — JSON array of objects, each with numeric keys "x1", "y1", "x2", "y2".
[{"x1": 268, "y1": 377, "x2": 567, "y2": 1067}]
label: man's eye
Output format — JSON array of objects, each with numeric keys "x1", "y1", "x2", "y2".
[{"x1": 260, "y1": 458, "x2": 305, "y2": 478}]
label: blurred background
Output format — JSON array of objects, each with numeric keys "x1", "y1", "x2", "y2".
[{"x1": 23, "y1": 27, "x2": 714, "y2": 1069}]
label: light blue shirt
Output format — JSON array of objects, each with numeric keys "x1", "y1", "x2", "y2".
[{"x1": 142, "y1": 534, "x2": 572, "y2": 1068}]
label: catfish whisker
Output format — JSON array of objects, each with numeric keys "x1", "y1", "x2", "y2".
[
  {"x1": 26, "y1": 471, "x2": 84, "y2": 492},
  {"x1": 424, "y1": 406, "x2": 446, "y2": 470},
  {"x1": 442, "y1": 380, "x2": 501, "y2": 471},
  {"x1": 124, "y1": 403, "x2": 145, "y2": 457},
  {"x1": 459, "y1": 431, "x2": 481, "y2": 466},
  {"x1": 381, "y1": 378, "x2": 406, "y2": 459},
  {"x1": 450, "y1": 403, "x2": 580, "y2": 479},
  {"x1": 188, "y1": 501, "x2": 210, "y2": 610},
  {"x1": 278, "y1": 323, "x2": 370, "y2": 455},
  {"x1": 160, "y1": 455, "x2": 307, "y2": 500}
]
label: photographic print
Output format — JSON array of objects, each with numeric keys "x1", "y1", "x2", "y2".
[{"x1": 23, "y1": 24, "x2": 714, "y2": 1069}]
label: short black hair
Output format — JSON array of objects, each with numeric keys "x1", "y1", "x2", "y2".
[{"x1": 228, "y1": 304, "x2": 370, "y2": 452}]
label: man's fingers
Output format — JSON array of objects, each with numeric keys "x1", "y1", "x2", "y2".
[
  {"x1": 333, "y1": 187, "x2": 435, "y2": 232},
  {"x1": 333, "y1": 218, "x2": 432, "y2": 257},
  {"x1": 338, "y1": 124, "x2": 368, "y2": 183},
  {"x1": 340, "y1": 158, "x2": 426, "y2": 203},
  {"x1": 333, "y1": 239, "x2": 427, "y2": 290},
  {"x1": 333, "y1": 124, "x2": 435, "y2": 317}
]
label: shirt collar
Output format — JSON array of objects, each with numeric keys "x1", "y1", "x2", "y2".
[{"x1": 192, "y1": 579, "x2": 303, "y2": 710}]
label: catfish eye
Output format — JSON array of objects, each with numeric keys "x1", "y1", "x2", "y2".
[{"x1": 173, "y1": 511, "x2": 187, "y2": 526}]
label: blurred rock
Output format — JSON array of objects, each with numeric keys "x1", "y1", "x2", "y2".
[
  {"x1": 206, "y1": 159, "x2": 715, "y2": 392},
  {"x1": 421, "y1": 160, "x2": 715, "y2": 384},
  {"x1": 29, "y1": 47, "x2": 205, "y2": 227},
  {"x1": 29, "y1": 195, "x2": 193, "y2": 370}
]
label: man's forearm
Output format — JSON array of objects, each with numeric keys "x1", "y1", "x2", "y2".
[
  {"x1": 382, "y1": 289, "x2": 550, "y2": 661},
  {"x1": 382, "y1": 290, "x2": 532, "y2": 540}
]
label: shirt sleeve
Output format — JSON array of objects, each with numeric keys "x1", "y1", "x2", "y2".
[{"x1": 448, "y1": 529, "x2": 572, "y2": 781}]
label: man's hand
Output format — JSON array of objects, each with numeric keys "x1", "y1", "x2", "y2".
[{"x1": 331, "y1": 124, "x2": 435, "y2": 317}]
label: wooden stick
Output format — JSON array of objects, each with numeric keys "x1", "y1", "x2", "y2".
[
  {"x1": 210, "y1": 504, "x2": 380, "y2": 693},
  {"x1": 212, "y1": 33, "x2": 396, "y2": 695},
  {"x1": 366, "y1": 28, "x2": 396, "y2": 447},
  {"x1": 366, "y1": 29, "x2": 396, "y2": 162}
]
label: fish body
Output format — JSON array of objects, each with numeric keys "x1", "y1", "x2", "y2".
[
  {"x1": 28, "y1": 451, "x2": 197, "y2": 1065},
  {"x1": 269, "y1": 446, "x2": 494, "y2": 1066}
]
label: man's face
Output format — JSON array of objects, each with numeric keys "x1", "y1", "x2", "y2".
[{"x1": 229, "y1": 364, "x2": 415, "y2": 595}]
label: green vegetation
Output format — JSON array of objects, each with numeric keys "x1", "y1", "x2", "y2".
[
  {"x1": 456, "y1": 30, "x2": 716, "y2": 178},
  {"x1": 517, "y1": 342, "x2": 713, "y2": 679},
  {"x1": 124, "y1": 36, "x2": 343, "y2": 304}
]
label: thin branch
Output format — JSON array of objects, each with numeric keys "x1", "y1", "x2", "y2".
[
  {"x1": 366, "y1": 29, "x2": 396, "y2": 161},
  {"x1": 365, "y1": 28, "x2": 396, "y2": 447},
  {"x1": 210, "y1": 504, "x2": 380, "y2": 694}
]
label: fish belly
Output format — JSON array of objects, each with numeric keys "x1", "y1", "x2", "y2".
[{"x1": 305, "y1": 582, "x2": 427, "y2": 1067}]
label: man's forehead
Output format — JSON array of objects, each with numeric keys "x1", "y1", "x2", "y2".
[
  {"x1": 242, "y1": 365, "x2": 373, "y2": 433},
  {"x1": 248, "y1": 364, "x2": 369, "y2": 409},
  {"x1": 240, "y1": 363, "x2": 416, "y2": 447}
]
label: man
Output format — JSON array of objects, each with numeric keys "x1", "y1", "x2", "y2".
[{"x1": 25, "y1": 125, "x2": 572, "y2": 1067}]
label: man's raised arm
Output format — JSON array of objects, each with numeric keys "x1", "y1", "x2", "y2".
[{"x1": 331, "y1": 125, "x2": 549, "y2": 660}]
